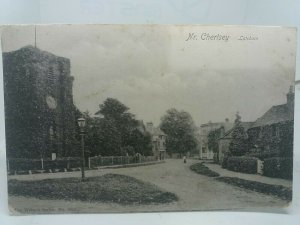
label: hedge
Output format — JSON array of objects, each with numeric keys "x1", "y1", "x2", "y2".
[
  {"x1": 246, "y1": 151, "x2": 278, "y2": 160},
  {"x1": 226, "y1": 156, "x2": 258, "y2": 174},
  {"x1": 190, "y1": 163, "x2": 220, "y2": 177},
  {"x1": 7, "y1": 157, "x2": 82, "y2": 172},
  {"x1": 216, "y1": 177, "x2": 292, "y2": 201},
  {"x1": 263, "y1": 157, "x2": 293, "y2": 180}
]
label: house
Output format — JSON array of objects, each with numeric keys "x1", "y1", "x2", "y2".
[
  {"x1": 3, "y1": 46, "x2": 77, "y2": 159},
  {"x1": 218, "y1": 122, "x2": 254, "y2": 164},
  {"x1": 199, "y1": 119, "x2": 233, "y2": 159},
  {"x1": 145, "y1": 122, "x2": 167, "y2": 160},
  {"x1": 246, "y1": 86, "x2": 294, "y2": 157},
  {"x1": 218, "y1": 86, "x2": 294, "y2": 163}
]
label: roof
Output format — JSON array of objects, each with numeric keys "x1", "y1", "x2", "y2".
[
  {"x1": 219, "y1": 122, "x2": 254, "y2": 140},
  {"x1": 251, "y1": 104, "x2": 293, "y2": 128},
  {"x1": 146, "y1": 126, "x2": 166, "y2": 136},
  {"x1": 152, "y1": 127, "x2": 166, "y2": 136},
  {"x1": 200, "y1": 122, "x2": 224, "y2": 127},
  {"x1": 136, "y1": 120, "x2": 146, "y2": 133}
]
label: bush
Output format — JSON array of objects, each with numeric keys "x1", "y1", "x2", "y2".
[
  {"x1": 226, "y1": 156, "x2": 257, "y2": 174},
  {"x1": 7, "y1": 157, "x2": 82, "y2": 172},
  {"x1": 263, "y1": 157, "x2": 293, "y2": 180},
  {"x1": 8, "y1": 158, "x2": 42, "y2": 171},
  {"x1": 213, "y1": 154, "x2": 219, "y2": 164},
  {"x1": 216, "y1": 177, "x2": 292, "y2": 201},
  {"x1": 221, "y1": 156, "x2": 228, "y2": 168},
  {"x1": 190, "y1": 163, "x2": 220, "y2": 177}
]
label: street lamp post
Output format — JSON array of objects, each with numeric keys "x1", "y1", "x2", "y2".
[{"x1": 77, "y1": 118, "x2": 86, "y2": 180}]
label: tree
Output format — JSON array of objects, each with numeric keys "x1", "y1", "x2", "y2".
[
  {"x1": 127, "y1": 129, "x2": 153, "y2": 156},
  {"x1": 160, "y1": 108, "x2": 198, "y2": 157},
  {"x1": 97, "y1": 117, "x2": 122, "y2": 156},
  {"x1": 228, "y1": 112, "x2": 248, "y2": 156},
  {"x1": 98, "y1": 98, "x2": 138, "y2": 147},
  {"x1": 90, "y1": 98, "x2": 152, "y2": 156},
  {"x1": 208, "y1": 128, "x2": 222, "y2": 162}
]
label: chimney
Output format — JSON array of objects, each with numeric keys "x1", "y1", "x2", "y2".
[
  {"x1": 286, "y1": 85, "x2": 294, "y2": 114},
  {"x1": 223, "y1": 118, "x2": 230, "y2": 132},
  {"x1": 146, "y1": 122, "x2": 154, "y2": 133}
]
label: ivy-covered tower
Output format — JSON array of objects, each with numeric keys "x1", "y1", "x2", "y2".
[{"x1": 3, "y1": 46, "x2": 77, "y2": 159}]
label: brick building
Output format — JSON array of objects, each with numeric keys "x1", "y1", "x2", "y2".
[
  {"x1": 3, "y1": 46, "x2": 77, "y2": 159},
  {"x1": 145, "y1": 122, "x2": 166, "y2": 160}
]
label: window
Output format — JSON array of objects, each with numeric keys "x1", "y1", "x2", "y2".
[
  {"x1": 202, "y1": 147, "x2": 207, "y2": 153},
  {"x1": 48, "y1": 67, "x2": 55, "y2": 86},
  {"x1": 271, "y1": 125, "x2": 277, "y2": 137},
  {"x1": 276, "y1": 126, "x2": 280, "y2": 137}
]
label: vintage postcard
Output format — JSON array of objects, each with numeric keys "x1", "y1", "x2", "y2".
[{"x1": 0, "y1": 24, "x2": 296, "y2": 214}]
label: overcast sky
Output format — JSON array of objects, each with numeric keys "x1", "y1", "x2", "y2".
[{"x1": 1, "y1": 25, "x2": 296, "y2": 126}]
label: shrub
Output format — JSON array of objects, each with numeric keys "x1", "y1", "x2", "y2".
[
  {"x1": 263, "y1": 157, "x2": 293, "y2": 180},
  {"x1": 216, "y1": 177, "x2": 292, "y2": 201},
  {"x1": 7, "y1": 157, "x2": 82, "y2": 172},
  {"x1": 213, "y1": 154, "x2": 219, "y2": 164},
  {"x1": 226, "y1": 156, "x2": 257, "y2": 174},
  {"x1": 221, "y1": 155, "x2": 229, "y2": 168},
  {"x1": 190, "y1": 163, "x2": 220, "y2": 177}
]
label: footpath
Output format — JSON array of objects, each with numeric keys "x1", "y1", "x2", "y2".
[{"x1": 204, "y1": 162, "x2": 292, "y2": 188}]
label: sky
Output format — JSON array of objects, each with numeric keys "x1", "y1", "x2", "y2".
[{"x1": 0, "y1": 25, "x2": 297, "y2": 126}]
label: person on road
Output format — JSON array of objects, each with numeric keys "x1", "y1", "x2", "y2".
[{"x1": 183, "y1": 156, "x2": 187, "y2": 163}]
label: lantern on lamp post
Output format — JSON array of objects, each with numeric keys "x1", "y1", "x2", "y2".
[{"x1": 77, "y1": 117, "x2": 86, "y2": 180}]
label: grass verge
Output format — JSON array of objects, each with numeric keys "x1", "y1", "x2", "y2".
[
  {"x1": 8, "y1": 173, "x2": 178, "y2": 204},
  {"x1": 216, "y1": 177, "x2": 292, "y2": 201},
  {"x1": 190, "y1": 163, "x2": 220, "y2": 177}
]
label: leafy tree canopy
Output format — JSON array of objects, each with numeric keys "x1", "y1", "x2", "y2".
[
  {"x1": 160, "y1": 108, "x2": 198, "y2": 156},
  {"x1": 208, "y1": 128, "x2": 222, "y2": 153},
  {"x1": 83, "y1": 98, "x2": 152, "y2": 156}
]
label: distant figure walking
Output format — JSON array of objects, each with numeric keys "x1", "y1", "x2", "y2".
[{"x1": 183, "y1": 156, "x2": 187, "y2": 163}]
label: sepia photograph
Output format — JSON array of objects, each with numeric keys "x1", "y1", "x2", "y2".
[{"x1": 0, "y1": 24, "x2": 296, "y2": 214}]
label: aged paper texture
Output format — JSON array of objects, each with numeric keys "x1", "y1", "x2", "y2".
[{"x1": 0, "y1": 24, "x2": 296, "y2": 214}]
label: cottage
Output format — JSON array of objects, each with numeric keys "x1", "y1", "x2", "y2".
[{"x1": 247, "y1": 86, "x2": 294, "y2": 158}]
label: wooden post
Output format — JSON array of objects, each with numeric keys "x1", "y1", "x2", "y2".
[
  {"x1": 111, "y1": 156, "x2": 114, "y2": 165},
  {"x1": 88, "y1": 157, "x2": 91, "y2": 169}
]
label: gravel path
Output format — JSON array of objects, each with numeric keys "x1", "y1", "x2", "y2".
[{"x1": 8, "y1": 159, "x2": 289, "y2": 214}]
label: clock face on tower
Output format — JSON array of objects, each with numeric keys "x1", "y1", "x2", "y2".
[{"x1": 46, "y1": 95, "x2": 57, "y2": 109}]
